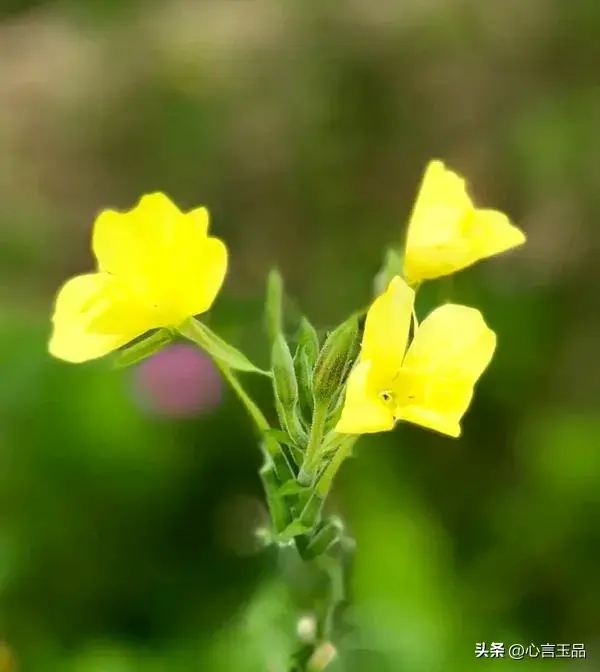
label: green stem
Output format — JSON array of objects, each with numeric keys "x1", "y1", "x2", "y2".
[
  {"x1": 292, "y1": 438, "x2": 360, "y2": 671},
  {"x1": 298, "y1": 403, "x2": 329, "y2": 487},
  {"x1": 316, "y1": 436, "x2": 358, "y2": 498},
  {"x1": 178, "y1": 320, "x2": 294, "y2": 485},
  {"x1": 217, "y1": 360, "x2": 269, "y2": 432},
  {"x1": 297, "y1": 436, "x2": 357, "y2": 540}
]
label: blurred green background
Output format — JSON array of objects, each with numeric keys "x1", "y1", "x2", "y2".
[{"x1": 1, "y1": 0, "x2": 599, "y2": 670}]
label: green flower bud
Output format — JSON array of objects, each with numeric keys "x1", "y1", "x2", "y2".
[
  {"x1": 312, "y1": 316, "x2": 360, "y2": 407},
  {"x1": 272, "y1": 334, "x2": 307, "y2": 444},
  {"x1": 308, "y1": 642, "x2": 337, "y2": 671},
  {"x1": 293, "y1": 317, "x2": 320, "y2": 409},
  {"x1": 272, "y1": 334, "x2": 298, "y2": 406}
]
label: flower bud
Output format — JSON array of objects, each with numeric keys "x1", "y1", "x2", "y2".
[
  {"x1": 272, "y1": 334, "x2": 306, "y2": 444},
  {"x1": 312, "y1": 316, "x2": 360, "y2": 407},
  {"x1": 293, "y1": 317, "x2": 320, "y2": 409},
  {"x1": 308, "y1": 642, "x2": 337, "y2": 671},
  {"x1": 272, "y1": 334, "x2": 298, "y2": 407}
]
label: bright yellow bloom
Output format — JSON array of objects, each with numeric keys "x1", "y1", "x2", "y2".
[
  {"x1": 403, "y1": 160, "x2": 526, "y2": 283},
  {"x1": 49, "y1": 193, "x2": 228, "y2": 363},
  {"x1": 335, "y1": 276, "x2": 496, "y2": 437}
]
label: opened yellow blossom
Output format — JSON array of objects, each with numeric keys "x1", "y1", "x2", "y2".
[
  {"x1": 403, "y1": 160, "x2": 526, "y2": 284},
  {"x1": 49, "y1": 193, "x2": 228, "y2": 363},
  {"x1": 335, "y1": 276, "x2": 496, "y2": 437}
]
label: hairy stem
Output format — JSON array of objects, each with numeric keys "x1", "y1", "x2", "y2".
[{"x1": 298, "y1": 403, "x2": 329, "y2": 487}]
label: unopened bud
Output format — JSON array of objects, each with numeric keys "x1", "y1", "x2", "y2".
[
  {"x1": 308, "y1": 642, "x2": 337, "y2": 671},
  {"x1": 294, "y1": 317, "x2": 320, "y2": 409},
  {"x1": 312, "y1": 316, "x2": 360, "y2": 406},
  {"x1": 272, "y1": 335, "x2": 306, "y2": 444},
  {"x1": 272, "y1": 334, "x2": 299, "y2": 408}
]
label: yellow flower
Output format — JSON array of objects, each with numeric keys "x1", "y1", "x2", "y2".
[
  {"x1": 403, "y1": 160, "x2": 526, "y2": 284},
  {"x1": 335, "y1": 276, "x2": 496, "y2": 437},
  {"x1": 49, "y1": 193, "x2": 228, "y2": 363}
]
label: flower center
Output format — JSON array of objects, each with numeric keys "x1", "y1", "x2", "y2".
[{"x1": 378, "y1": 390, "x2": 396, "y2": 407}]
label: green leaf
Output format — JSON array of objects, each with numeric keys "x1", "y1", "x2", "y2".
[
  {"x1": 113, "y1": 329, "x2": 174, "y2": 368},
  {"x1": 261, "y1": 438, "x2": 296, "y2": 485},
  {"x1": 276, "y1": 480, "x2": 311, "y2": 498},
  {"x1": 302, "y1": 517, "x2": 344, "y2": 560},
  {"x1": 263, "y1": 428, "x2": 295, "y2": 446},
  {"x1": 265, "y1": 268, "x2": 284, "y2": 345},
  {"x1": 277, "y1": 519, "x2": 313, "y2": 542},
  {"x1": 260, "y1": 463, "x2": 293, "y2": 533},
  {"x1": 179, "y1": 318, "x2": 271, "y2": 376}
]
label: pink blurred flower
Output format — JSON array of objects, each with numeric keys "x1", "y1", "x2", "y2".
[{"x1": 133, "y1": 343, "x2": 222, "y2": 417}]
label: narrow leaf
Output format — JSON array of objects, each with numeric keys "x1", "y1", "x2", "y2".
[
  {"x1": 263, "y1": 428, "x2": 295, "y2": 446},
  {"x1": 180, "y1": 319, "x2": 271, "y2": 376},
  {"x1": 265, "y1": 268, "x2": 284, "y2": 345},
  {"x1": 302, "y1": 517, "x2": 344, "y2": 560},
  {"x1": 276, "y1": 480, "x2": 310, "y2": 498},
  {"x1": 277, "y1": 519, "x2": 313, "y2": 542}
]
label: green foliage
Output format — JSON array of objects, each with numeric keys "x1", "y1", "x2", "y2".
[
  {"x1": 265, "y1": 269, "x2": 285, "y2": 346},
  {"x1": 179, "y1": 318, "x2": 271, "y2": 376}
]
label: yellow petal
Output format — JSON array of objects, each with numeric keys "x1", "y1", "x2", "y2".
[
  {"x1": 176, "y1": 230, "x2": 228, "y2": 318},
  {"x1": 402, "y1": 160, "x2": 524, "y2": 282},
  {"x1": 361, "y1": 276, "x2": 414, "y2": 387},
  {"x1": 403, "y1": 238, "x2": 473, "y2": 284},
  {"x1": 467, "y1": 208, "x2": 526, "y2": 260},
  {"x1": 49, "y1": 323, "x2": 138, "y2": 364},
  {"x1": 402, "y1": 304, "x2": 496, "y2": 376},
  {"x1": 48, "y1": 274, "x2": 153, "y2": 363},
  {"x1": 92, "y1": 193, "x2": 181, "y2": 279},
  {"x1": 403, "y1": 160, "x2": 474, "y2": 283},
  {"x1": 410, "y1": 161, "x2": 473, "y2": 226},
  {"x1": 395, "y1": 405, "x2": 462, "y2": 438},
  {"x1": 92, "y1": 194, "x2": 228, "y2": 323},
  {"x1": 392, "y1": 304, "x2": 496, "y2": 435},
  {"x1": 335, "y1": 361, "x2": 396, "y2": 434}
]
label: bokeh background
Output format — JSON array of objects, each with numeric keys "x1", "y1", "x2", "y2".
[{"x1": 1, "y1": 0, "x2": 599, "y2": 670}]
